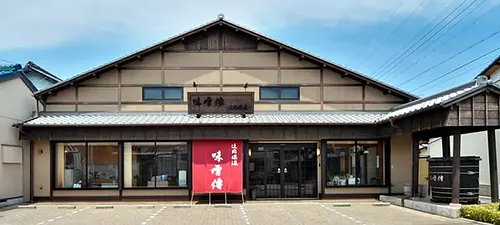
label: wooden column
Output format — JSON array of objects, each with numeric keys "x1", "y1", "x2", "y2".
[
  {"x1": 442, "y1": 136, "x2": 450, "y2": 158},
  {"x1": 451, "y1": 130, "x2": 461, "y2": 204},
  {"x1": 488, "y1": 129, "x2": 499, "y2": 203},
  {"x1": 411, "y1": 133, "x2": 420, "y2": 197},
  {"x1": 384, "y1": 139, "x2": 391, "y2": 195}
]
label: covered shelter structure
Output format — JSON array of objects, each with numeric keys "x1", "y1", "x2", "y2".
[{"x1": 377, "y1": 75, "x2": 500, "y2": 204}]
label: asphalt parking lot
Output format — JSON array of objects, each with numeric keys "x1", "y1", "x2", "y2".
[{"x1": 0, "y1": 200, "x2": 479, "y2": 225}]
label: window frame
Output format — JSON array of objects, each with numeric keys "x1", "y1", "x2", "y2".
[
  {"x1": 142, "y1": 87, "x2": 184, "y2": 101},
  {"x1": 52, "y1": 141, "x2": 120, "y2": 190},
  {"x1": 323, "y1": 139, "x2": 388, "y2": 188},
  {"x1": 51, "y1": 140, "x2": 191, "y2": 191},
  {"x1": 123, "y1": 141, "x2": 189, "y2": 189},
  {"x1": 259, "y1": 86, "x2": 300, "y2": 101}
]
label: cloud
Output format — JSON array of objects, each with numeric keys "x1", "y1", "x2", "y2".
[{"x1": 0, "y1": 0, "x2": 460, "y2": 51}]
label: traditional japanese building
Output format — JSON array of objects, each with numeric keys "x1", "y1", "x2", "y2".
[{"x1": 17, "y1": 15, "x2": 447, "y2": 201}]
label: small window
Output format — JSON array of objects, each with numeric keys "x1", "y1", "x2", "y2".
[
  {"x1": 260, "y1": 87, "x2": 299, "y2": 100},
  {"x1": 143, "y1": 87, "x2": 183, "y2": 101}
]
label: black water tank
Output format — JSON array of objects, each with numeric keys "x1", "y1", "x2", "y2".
[{"x1": 428, "y1": 156, "x2": 480, "y2": 204}]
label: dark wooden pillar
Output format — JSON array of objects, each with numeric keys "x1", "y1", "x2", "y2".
[
  {"x1": 384, "y1": 139, "x2": 391, "y2": 195},
  {"x1": 451, "y1": 130, "x2": 461, "y2": 204},
  {"x1": 411, "y1": 134, "x2": 420, "y2": 198},
  {"x1": 488, "y1": 129, "x2": 499, "y2": 203},
  {"x1": 442, "y1": 136, "x2": 450, "y2": 158}
]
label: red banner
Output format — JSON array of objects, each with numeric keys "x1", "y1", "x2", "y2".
[{"x1": 192, "y1": 140, "x2": 243, "y2": 193}]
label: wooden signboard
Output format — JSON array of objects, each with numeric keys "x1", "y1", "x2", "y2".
[{"x1": 188, "y1": 92, "x2": 254, "y2": 114}]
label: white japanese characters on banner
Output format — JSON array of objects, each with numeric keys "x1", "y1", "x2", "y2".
[
  {"x1": 231, "y1": 143, "x2": 238, "y2": 166},
  {"x1": 211, "y1": 150, "x2": 224, "y2": 190}
]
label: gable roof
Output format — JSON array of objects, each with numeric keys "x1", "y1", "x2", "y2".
[
  {"x1": 376, "y1": 76, "x2": 499, "y2": 123},
  {"x1": 0, "y1": 61, "x2": 61, "y2": 92},
  {"x1": 34, "y1": 17, "x2": 418, "y2": 101}
]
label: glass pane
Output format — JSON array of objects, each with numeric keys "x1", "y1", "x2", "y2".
[
  {"x1": 143, "y1": 88, "x2": 162, "y2": 100},
  {"x1": 280, "y1": 88, "x2": 299, "y2": 99},
  {"x1": 358, "y1": 141, "x2": 384, "y2": 185},
  {"x1": 155, "y1": 142, "x2": 188, "y2": 187},
  {"x1": 164, "y1": 88, "x2": 183, "y2": 100},
  {"x1": 124, "y1": 142, "x2": 156, "y2": 188},
  {"x1": 325, "y1": 141, "x2": 356, "y2": 186},
  {"x1": 260, "y1": 88, "x2": 280, "y2": 100},
  {"x1": 87, "y1": 142, "x2": 119, "y2": 188},
  {"x1": 56, "y1": 143, "x2": 86, "y2": 188}
]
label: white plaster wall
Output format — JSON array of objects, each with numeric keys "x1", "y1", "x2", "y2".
[
  {"x1": 491, "y1": 68, "x2": 500, "y2": 81},
  {"x1": 0, "y1": 78, "x2": 36, "y2": 202}
]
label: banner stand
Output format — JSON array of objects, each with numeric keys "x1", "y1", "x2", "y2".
[{"x1": 189, "y1": 192, "x2": 245, "y2": 206}]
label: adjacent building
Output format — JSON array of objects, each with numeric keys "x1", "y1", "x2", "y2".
[{"x1": 0, "y1": 62, "x2": 60, "y2": 207}]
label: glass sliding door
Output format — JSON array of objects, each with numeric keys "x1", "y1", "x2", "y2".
[{"x1": 249, "y1": 143, "x2": 318, "y2": 199}]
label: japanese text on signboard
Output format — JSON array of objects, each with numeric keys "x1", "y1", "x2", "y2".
[{"x1": 188, "y1": 92, "x2": 254, "y2": 114}]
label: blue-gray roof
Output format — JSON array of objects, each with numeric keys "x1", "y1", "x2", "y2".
[
  {"x1": 21, "y1": 111, "x2": 386, "y2": 126},
  {"x1": 0, "y1": 62, "x2": 61, "y2": 91}
]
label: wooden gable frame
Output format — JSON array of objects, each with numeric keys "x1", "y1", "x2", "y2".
[{"x1": 34, "y1": 17, "x2": 417, "y2": 102}]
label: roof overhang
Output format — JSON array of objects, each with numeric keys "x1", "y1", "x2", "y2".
[{"x1": 17, "y1": 111, "x2": 386, "y2": 128}]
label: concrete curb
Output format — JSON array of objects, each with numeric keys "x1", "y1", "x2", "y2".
[
  {"x1": 57, "y1": 205, "x2": 76, "y2": 209},
  {"x1": 379, "y1": 195, "x2": 460, "y2": 219},
  {"x1": 173, "y1": 205, "x2": 191, "y2": 208},
  {"x1": 17, "y1": 205, "x2": 36, "y2": 209},
  {"x1": 95, "y1": 205, "x2": 114, "y2": 209},
  {"x1": 137, "y1": 205, "x2": 154, "y2": 209},
  {"x1": 372, "y1": 202, "x2": 390, "y2": 206},
  {"x1": 214, "y1": 204, "x2": 232, "y2": 208},
  {"x1": 332, "y1": 203, "x2": 351, "y2": 207}
]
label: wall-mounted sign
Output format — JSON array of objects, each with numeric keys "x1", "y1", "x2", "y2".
[{"x1": 187, "y1": 92, "x2": 254, "y2": 114}]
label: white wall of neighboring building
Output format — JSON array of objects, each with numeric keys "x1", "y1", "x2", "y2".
[
  {"x1": 0, "y1": 78, "x2": 36, "y2": 207},
  {"x1": 490, "y1": 68, "x2": 500, "y2": 81},
  {"x1": 428, "y1": 130, "x2": 500, "y2": 197}
]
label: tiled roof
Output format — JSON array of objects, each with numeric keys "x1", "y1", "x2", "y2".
[
  {"x1": 376, "y1": 76, "x2": 492, "y2": 123},
  {"x1": 21, "y1": 111, "x2": 386, "y2": 126}
]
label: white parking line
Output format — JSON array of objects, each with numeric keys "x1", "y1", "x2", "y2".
[
  {"x1": 240, "y1": 205, "x2": 251, "y2": 225},
  {"x1": 36, "y1": 205, "x2": 90, "y2": 224},
  {"x1": 320, "y1": 204, "x2": 367, "y2": 225},
  {"x1": 140, "y1": 205, "x2": 165, "y2": 224}
]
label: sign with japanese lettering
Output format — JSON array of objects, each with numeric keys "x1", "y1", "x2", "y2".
[
  {"x1": 192, "y1": 140, "x2": 243, "y2": 193},
  {"x1": 187, "y1": 92, "x2": 254, "y2": 114}
]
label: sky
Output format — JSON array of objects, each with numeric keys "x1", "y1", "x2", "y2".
[{"x1": 1, "y1": 0, "x2": 500, "y2": 97}]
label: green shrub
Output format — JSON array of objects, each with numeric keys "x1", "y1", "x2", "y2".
[{"x1": 460, "y1": 203, "x2": 500, "y2": 224}]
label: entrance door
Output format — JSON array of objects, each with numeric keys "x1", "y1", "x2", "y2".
[{"x1": 249, "y1": 143, "x2": 317, "y2": 198}]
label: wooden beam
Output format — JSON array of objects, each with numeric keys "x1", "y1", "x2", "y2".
[
  {"x1": 451, "y1": 129, "x2": 461, "y2": 204},
  {"x1": 442, "y1": 135, "x2": 450, "y2": 158},
  {"x1": 277, "y1": 50, "x2": 281, "y2": 111},
  {"x1": 411, "y1": 133, "x2": 420, "y2": 198},
  {"x1": 488, "y1": 129, "x2": 499, "y2": 203},
  {"x1": 161, "y1": 52, "x2": 165, "y2": 112},
  {"x1": 118, "y1": 69, "x2": 122, "y2": 111},
  {"x1": 472, "y1": 97, "x2": 475, "y2": 126},
  {"x1": 362, "y1": 85, "x2": 366, "y2": 110},
  {"x1": 320, "y1": 68, "x2": 324, "y2": 110}
]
